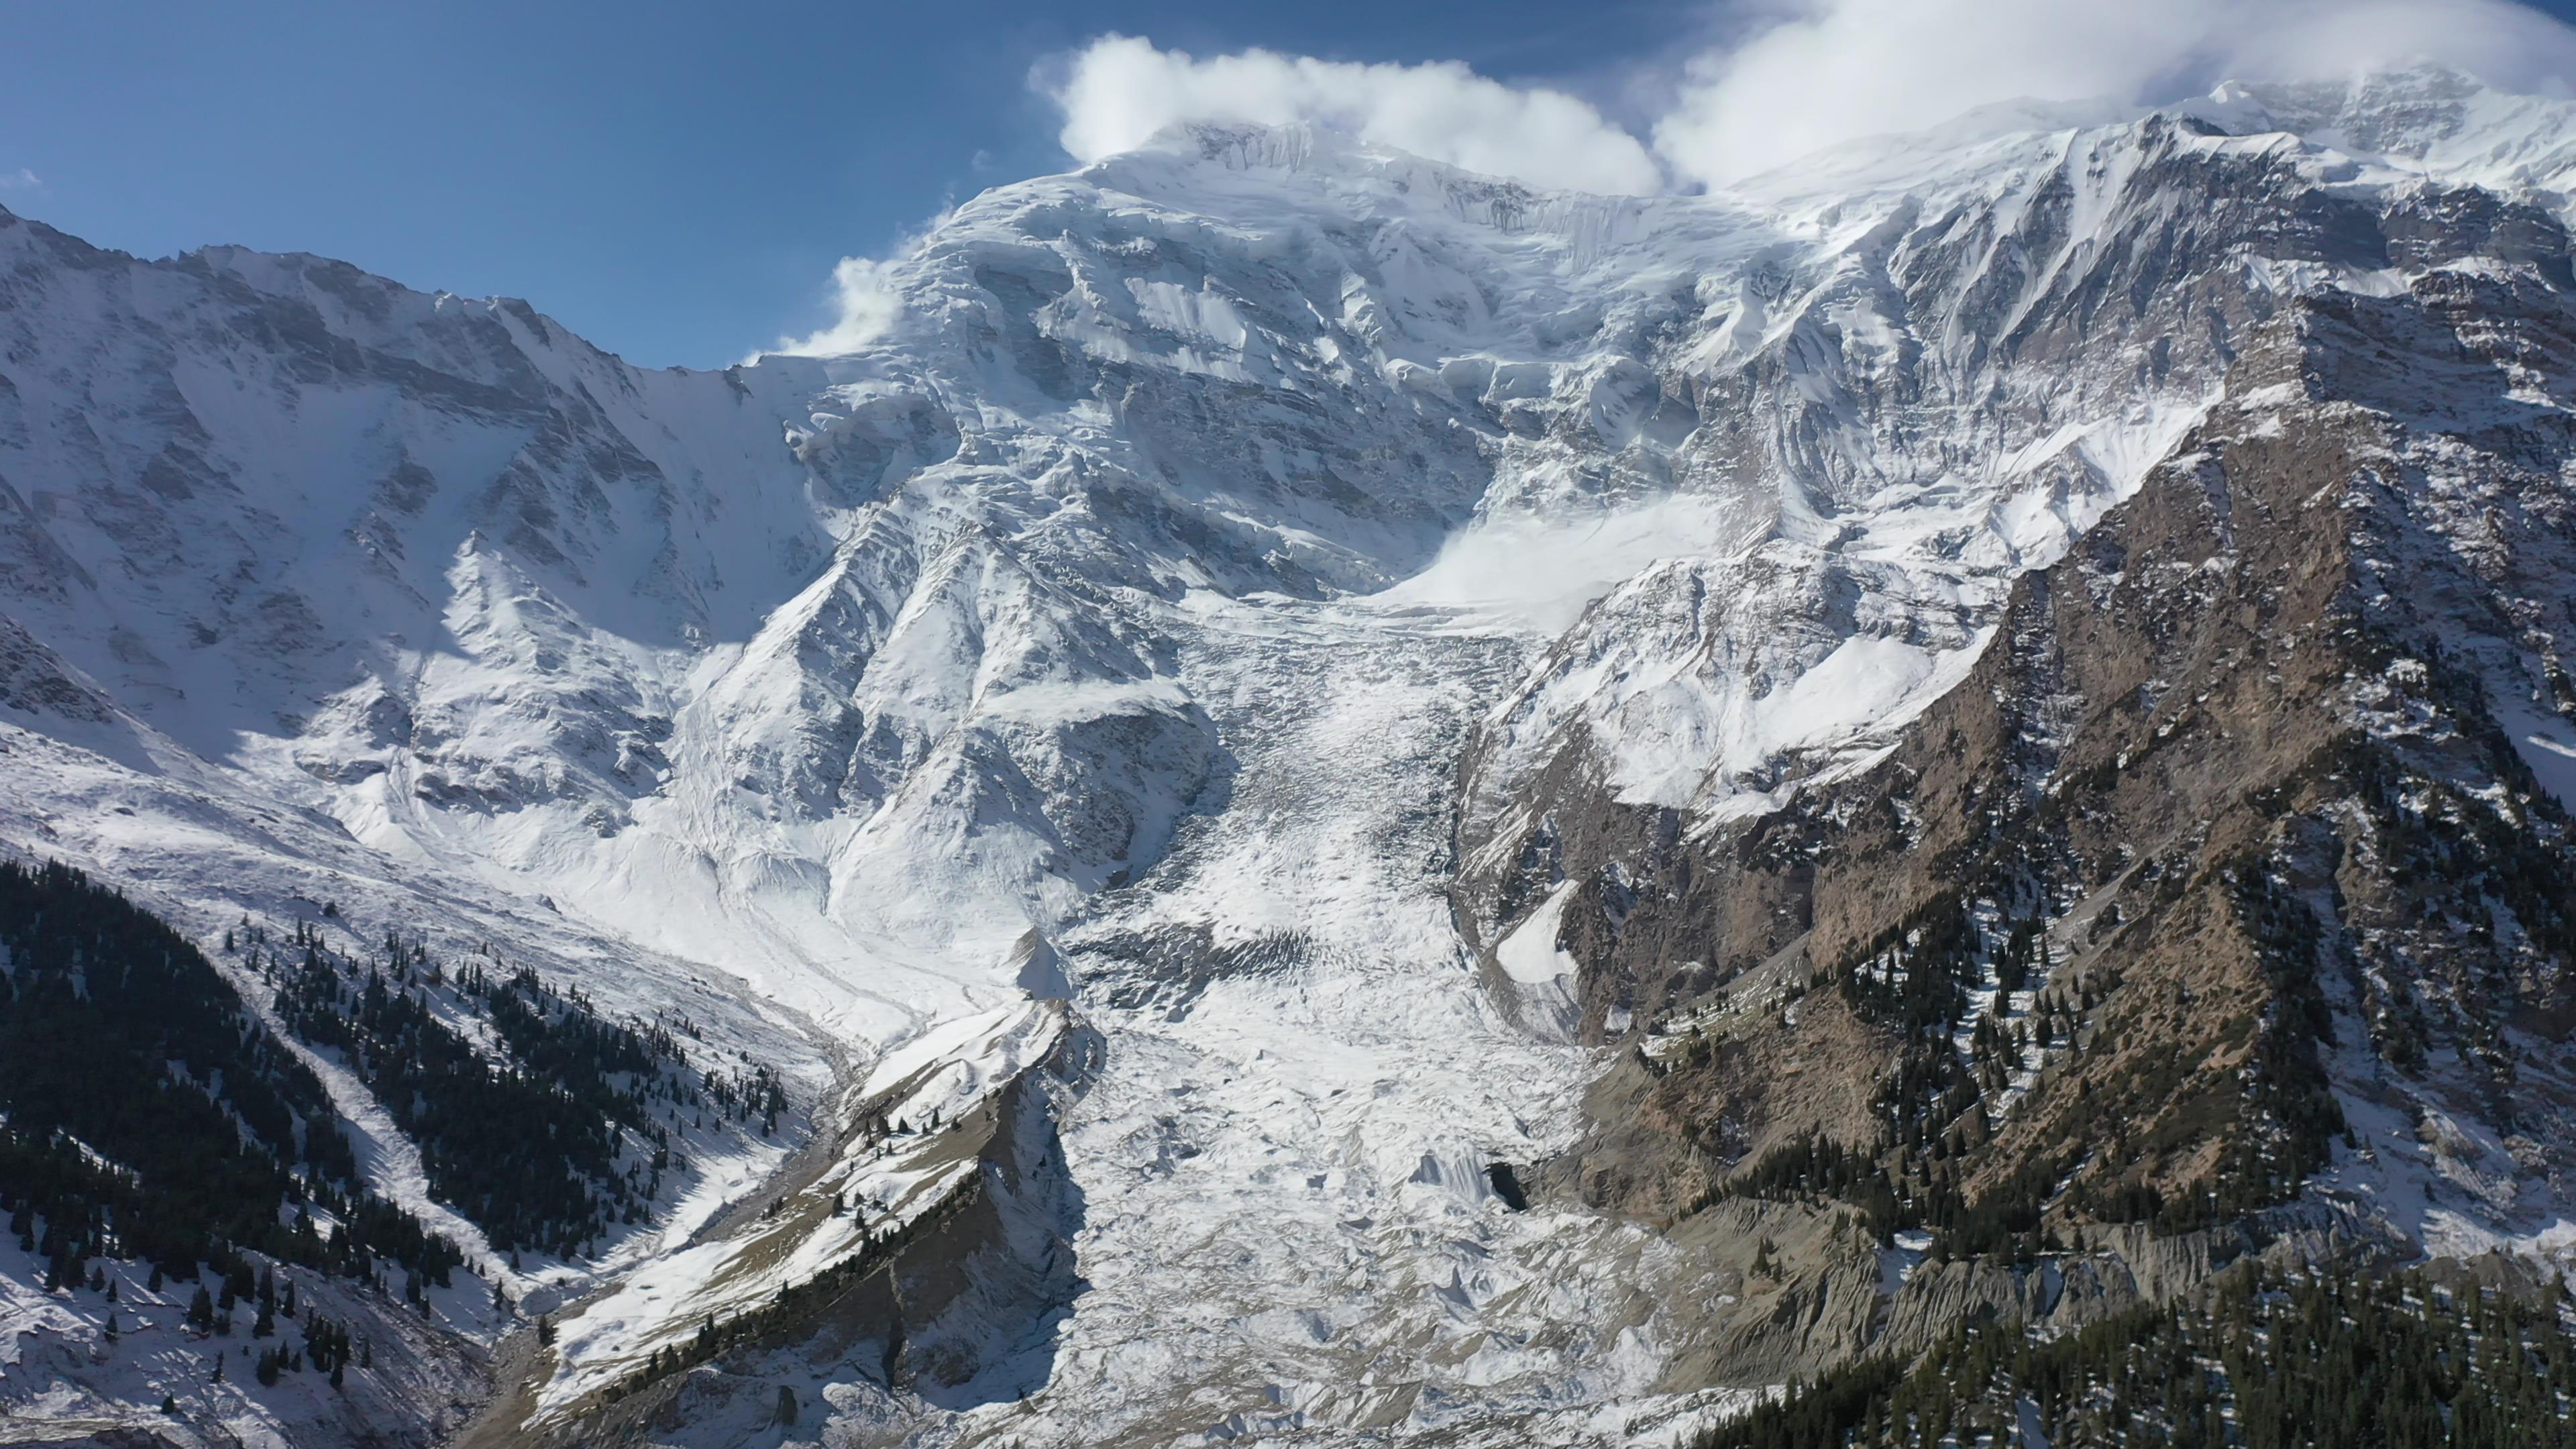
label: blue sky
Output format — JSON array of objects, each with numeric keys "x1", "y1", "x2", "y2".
[
  {"x1": 10, "y1": 0, "x2": 2576, "y2": 369},
  {"x1": 0, "y1": 1, "x2": 1706, "y2": 368}
]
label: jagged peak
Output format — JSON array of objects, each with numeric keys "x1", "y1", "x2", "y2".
[
  {"x1": 2175, "y1": 61, "x2": 2576, "y2": 192},
  {"x1": 1068, "y1": 116, "x2": 1660, "y2": 240},
  {"x1": 1735, "y1": 62, "x2": 2576, "y2": 214}
]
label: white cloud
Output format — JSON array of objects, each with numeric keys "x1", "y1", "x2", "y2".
[
  {"x1": 1652, "y1": 0, "x2": 2576, "y2": 186},
  {"x1": 0, "y1": 168, "x2": 40, "y2": 191},
  {"x1": 1041, "y1": 34, "x2": 1666, "y2": 195},
  {"x1": 780, "y1": 4, "x2": 2576, "y2": 356},
  {"x1": 763, "y1": 207, "x2": 959, "y2": 360},
  {"x1": 767, "y1": 254, "x2": 905, "y2": 358},
  {"x1": 1030, "y1": 4, "x2": 2576, "y2": 198}
]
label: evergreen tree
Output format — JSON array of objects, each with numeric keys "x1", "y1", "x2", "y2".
[
  {"x1": 0, "y1": 861, "x2": 460, "y2": 1287},
  {"x1": 1697, "y1": 1261, "x2": 2576, "y2": 1449}
]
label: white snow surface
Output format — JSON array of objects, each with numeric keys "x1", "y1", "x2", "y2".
[
  {"x1": 4, "y1": 62, "x2": 2576, "y2": 1444},
  {"x1": 1495, "y1": 881, "x2": 1582, "y2": 984}
]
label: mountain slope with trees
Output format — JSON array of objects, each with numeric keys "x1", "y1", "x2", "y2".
[{"x1": 8, "y1": 61, "x2": 2576, "y2": 1449}]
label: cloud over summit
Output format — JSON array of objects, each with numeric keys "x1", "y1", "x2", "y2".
[
  {"x1": 1042, "y1": 0, "x2": 2576, "y2": 193},
  {"x1": 780, "y1": 0, "x2": 2576, "y2": 358},
  {"x1": 1654, "y1": 0, "x2": 2576, "y2": 184},
  {"x1": 1040, "y1": 36, "x2": 1666, "y2": 196}
]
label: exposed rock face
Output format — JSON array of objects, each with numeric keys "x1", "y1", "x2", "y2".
[
  {"x1": 1499, "y1": 217, "x2": 2576, "y2": 1368},
  {"x1": 489, "y1": 1024, "x2": 1094, "y2": 1449}
]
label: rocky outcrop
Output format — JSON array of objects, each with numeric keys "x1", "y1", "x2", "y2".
[
  {"x1": 485, "y1": 1022, "x2": 1094, "y2": 1449},
  {"x1": 1481, "y1": 216, "x2": 2576, "y2": 1382}
]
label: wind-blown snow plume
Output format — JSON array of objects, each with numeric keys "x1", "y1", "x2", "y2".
[
  {"x1": 1032, "y1": 2, "x2": 2576, "y2": 200},
  {"x1": 784, "y1": 2, "x2": 2576, "y2": 361},
  {"x1": 768, "y1": 206, "x2": 958, "y2": 358},
  {"x1": 768, "y1": 254, "x2": 904, "y2": 357},
  {"x1": 1653, "y1": 0, "x2": 2576, "y2": 184},
  {"x1": 1038, "y1": 34, "x2": 1665, "y2": 195}
]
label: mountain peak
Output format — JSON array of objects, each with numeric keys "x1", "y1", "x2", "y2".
[
  {"x1": 1066, "y1": 113, "x2": 1650, "y2": 237},
  {"x1": 2180, "y1": 62, "x2": 2576, "y2": 191},
  {"x1": 11, "y1": 52, "x2": 2576, "y2": 1448}
]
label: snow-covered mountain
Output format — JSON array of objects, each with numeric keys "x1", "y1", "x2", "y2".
[{"x1": 5, "y1": 62, "x2": 2576, "y2": 1448}]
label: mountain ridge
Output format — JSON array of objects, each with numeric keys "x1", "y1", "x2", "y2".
[{"x1": 2, "y1": 64, "x2": 2576, "y2": 1447}]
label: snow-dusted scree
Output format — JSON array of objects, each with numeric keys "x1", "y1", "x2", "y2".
[{"x1": 5, "y1": 61, "x2": 2576, "y2": 1448}]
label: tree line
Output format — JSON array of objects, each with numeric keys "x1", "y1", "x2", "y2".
[
  {"x1": 1694, "y1": 1260, "x2": 2576, "y2": 1448},
  {"x1": 0, "y1": 859, "x2": 462, "y2": 1299}
]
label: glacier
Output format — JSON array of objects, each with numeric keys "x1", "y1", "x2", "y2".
[{"x1": 5, "y1": 62, "x2": 2576, "y2": 1447}]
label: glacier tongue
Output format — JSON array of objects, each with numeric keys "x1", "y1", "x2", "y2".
[{"x1": 1035, "y1": 594, "x2": 1621, "y2": 1442}]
